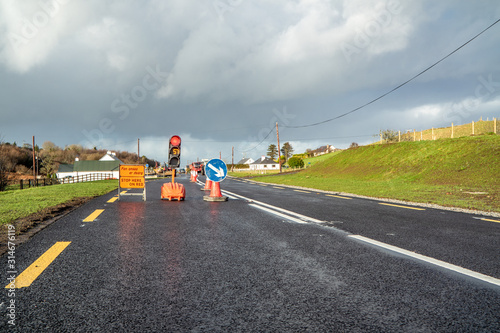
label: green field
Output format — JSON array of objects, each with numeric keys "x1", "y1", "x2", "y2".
[
  {"x1": 0, "y1": 180, "x2": 118, "y2": 225},
  {"x1": 251, "y1": 135, "x2": 500, "y2": 213}
]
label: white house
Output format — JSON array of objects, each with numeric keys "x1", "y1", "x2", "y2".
[{"x1": 249, "y1": 156, "x2": 279, "y2": 170}]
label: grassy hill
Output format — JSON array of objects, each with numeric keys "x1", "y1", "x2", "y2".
[{"x1": 253, "y1": 134, "x2": 500, "y2": 213}]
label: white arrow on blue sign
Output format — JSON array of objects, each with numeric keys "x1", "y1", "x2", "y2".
[{"x1": 205, "y1": 159, "x2": 227, "y2": 182}]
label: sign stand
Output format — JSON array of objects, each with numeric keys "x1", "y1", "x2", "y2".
[
  {"x1": 119, "y1": 165, "x2": 146, "y2": 201},
  {"x1": 203, "y1": 159, "x2": 228, "y2": 202}
]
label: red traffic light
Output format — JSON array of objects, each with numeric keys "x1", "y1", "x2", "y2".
[{"x1": 170, "y1": 135, "x2": 181, "y2": 146}]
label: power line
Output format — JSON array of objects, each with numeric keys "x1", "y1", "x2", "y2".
[
  {"x1": 235, "y1": 127, "x2": 275, "y2": 153},
  {"x1": 284, "y1": 17, "x2": 500, "y2": 129}
]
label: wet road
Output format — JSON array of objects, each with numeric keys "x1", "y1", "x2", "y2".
[{"x1": 1, "y1": 175, "x2": 499, "y2": 332}]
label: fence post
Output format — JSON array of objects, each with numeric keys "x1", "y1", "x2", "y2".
[
  {"x1": 495, "y1": 118, "x2": 497, "y2": 134},
  {"x1": 398, "y1": 131, "x2": 401, "y2": 142},
  {"x1": 413, "y1": 129, "x2": 416, "y2": 141},
  {"x1": 472, "y1": 121, "x2": 474, "y2": 135},
  {"x1": 432, "y1": 128, "x2": 434, "y2": 140},
  {"x1": 451, "y1": 123, "x2": 454, "y2": 138},
  {"x1": 20, "y1": 180, "x2": 23, "y2": 190}
]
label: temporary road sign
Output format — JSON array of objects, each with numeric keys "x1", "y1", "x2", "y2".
[
  {"x1": 119, "y1": 165, "x2": 146, "y2": 201},
  {"x1": 119, "y1": 165, "x2": 145, "y2": 177},
  {"x1": 205, "y1": 159, "x2": 227, "y2": 183}
]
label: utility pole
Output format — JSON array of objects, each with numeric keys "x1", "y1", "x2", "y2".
[
  {"x1": 276, "y1": 122, "x2": 281, "y2": 173},
  {"x1": 32, "y1": 136, "x2": 36, "y2": 184},
  {"x1": 231, "y1": 146, "x2": 234, "y2": 172}
]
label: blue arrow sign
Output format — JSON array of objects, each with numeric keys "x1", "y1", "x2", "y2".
[{"x1": 205, "y1": 159, "x2": 227, "y2": 182}]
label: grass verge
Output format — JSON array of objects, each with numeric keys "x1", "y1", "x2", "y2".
[
  {"x1": 0, "y1": 180, "x2": 118, "y2": 226},
  {"x1": 250, "y1": 135, "x2": 500, "y2": 213}
]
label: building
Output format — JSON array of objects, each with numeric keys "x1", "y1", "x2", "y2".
[
  {"x1": 236, "y1": 157, "x2": 255, "y2": 165},
  {"x1": 56, "y1": 152, "x2": 122, "y2": 180},
  {"x1": 249, "y1": 156, "x2": 279, "y2": 171}
]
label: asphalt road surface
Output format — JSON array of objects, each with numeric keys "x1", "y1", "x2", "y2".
[{"x1": 1, "y1": 175, "x2": 499, "y2": 332}]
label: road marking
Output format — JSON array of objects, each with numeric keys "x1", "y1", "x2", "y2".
[
  {"x1": 348, "y1": 235, "x2": 500, "y2": 287},
  {"x1": 473, "y1": 217, "x2": 500, "y2": 224},
  {"x1": 83, "y1": 209, "x2": 105, "y2": 222},
  {"x1": 221, "y1": 192, "x2": 238, "y2": 200},
  {"x1": 294, "y1": 190, "x2": 310, "y2": 193},
  {"x1": 273, "y1": 186, "x2": 285, "y2": 189},
  {"x1": 107, "y1": 197, "x2": 119, "y2": 203},
  {"x1": 259, "y1": 184, "x2": 268, "y2": 187},
  {"x1": 326, "y1": 194, "x2": 352, "y2": 200},
  {"x1": 120, "y1": 191, "x2": 128, "y2": 194},
  {"x1": 249, "y1": 204, "x2": 308, "y2": 224},
  {"x1": 379, "y1": 203, "x2": 425, "y2": 211},
  {"x1": 5, "y1": 242, "x2": 71, "y2": 289},
  {"x1": 222, "y1": 189, "x2": 324, "y2": 223}
]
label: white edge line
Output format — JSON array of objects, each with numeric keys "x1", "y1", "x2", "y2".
[
  {"x1": 197, "y1": 180, "x2": 238, "y2": 200},
  {"x1": 249, "y1": 204, "x2": 308, "y2": 224},
  {"x1": 222, "y1": 189, "x2": 324, "y2": 223},
  {"x1": 349, "y1": 235, "x2": 500, "y2": 287}
]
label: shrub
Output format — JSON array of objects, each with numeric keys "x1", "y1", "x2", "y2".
[
  {"x1": 288, "y1": 156, "x2": 304, "y2": 169},
  {"x1": 349, "y1": 142, "x2": 359, "y2": 149}
]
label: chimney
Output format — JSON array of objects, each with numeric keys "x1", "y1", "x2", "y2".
[{"x1": 261, "y1": 155, "x2": 265, "y2": 161}]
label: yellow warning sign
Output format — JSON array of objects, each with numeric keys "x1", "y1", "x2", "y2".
[
  {"x1": 119, "y1": 177, "x2": 145, "y2": 189},
  {"x1": 119, "y1": 165, "x2": 145, "y2": 177}
]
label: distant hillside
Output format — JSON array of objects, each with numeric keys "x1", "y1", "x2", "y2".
[{"x1": 255, "y1": 134, "x2": 500, "y2": 212}]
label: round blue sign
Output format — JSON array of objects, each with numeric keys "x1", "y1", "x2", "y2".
[{"x1": 205, "y1": 159, "x2": 227, "y2": 182}]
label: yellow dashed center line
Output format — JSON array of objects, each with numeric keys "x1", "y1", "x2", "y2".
[
  {"x1": 379, "y1": 203, "x2": 425, "y2": 211},
  {"x1": 107, "y1": 197, "x2": 119, "y2": 203},
  {"x1": 273, "y1": 186, "x2": 285, "y2": 189},
  {"x1": 83, "y1": 209, "x2": 105, "y2": 222},
  {"x1": 326, "y1": 194, "x2": 352, "y2": 200},
  {"x1": 5, "y1": 242, "x2": 71, "y2": 289},
  {"x1": 480, "y1": 218, "x2": 500, "y2": 223},
  {"x1": 294, "y1": 190, "x2": 310, "y2": 194}
]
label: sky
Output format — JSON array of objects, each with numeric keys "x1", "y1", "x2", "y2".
[{"x1": 0, "y1": 0, "x2": 499, "y2": 165}]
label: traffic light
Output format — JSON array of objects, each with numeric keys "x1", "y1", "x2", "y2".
[{"x1": 168, "y1": 135, "x2": 181, "y2": 168}]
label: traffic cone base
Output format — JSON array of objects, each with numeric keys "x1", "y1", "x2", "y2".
[{"x1": 203, "y1": 181, "x2": 227, "y2": 202}]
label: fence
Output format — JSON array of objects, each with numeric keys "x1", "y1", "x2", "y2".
[
  {"x1": 18, "y1": 178, "x2": 59, "y2": 190},
  {"x1": 384, "y1": 118, "x2": 497, "y2": 143},
  {"x1": 16, "y1": 173, "x2": 114, "y2": 190},
  {"x1": 58, "y1": 173, "x2": 115, "y2": 184}
]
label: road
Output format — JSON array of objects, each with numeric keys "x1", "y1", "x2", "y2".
[{"x1": 1, "y1": 175, "x2": 499, "y2": 332}]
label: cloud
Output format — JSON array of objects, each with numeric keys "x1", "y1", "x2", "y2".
[
  {"x1": 0, "y1": 0, "x2": 94, "y2": 73},
  {"x1": 1, "y1": 0, "x2": 499, "y2": 163},
  {"x1": 156, "y1": 0, "x2": 423, "y2": 105}
]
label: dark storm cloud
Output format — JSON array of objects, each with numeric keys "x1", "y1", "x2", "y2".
[{"x1": 1, "y1": 0, "x2": 499, "y2": 162}]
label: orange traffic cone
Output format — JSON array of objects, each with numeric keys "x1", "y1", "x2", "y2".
[
  {"x1": 203, "y1": 181, "x2": 227, "y2": 201},
  {"x1": 202, "y1": 179, "x2": 212, "y2": 191}
]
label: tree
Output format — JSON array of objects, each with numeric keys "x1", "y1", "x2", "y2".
[
  {"x1": 349, "y1": 142, "x2": 359, "y2": 149},
  {"x1": 380, "y1": 129, "x2": 398, "y2": 143},
  {"x1": 267, "y1": 144, "x2": 278, "y2": 160},
  {"x1": 0, "y1": 155, "x2": 7, "y2": 191},
  {"x1": 288, "y1": 156, "x2": 304, "y2": 169},
  {"x1": 281, "y1": 142, "x2": 294, "y2": 161},
  {"x1": 0, "y1": 136, "x2": 6, "y2": 191}
]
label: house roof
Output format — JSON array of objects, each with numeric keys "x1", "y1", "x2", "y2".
[
  {"x1": 57, "y1": 164, "x2": 74, "y2": 173},
  {"x1": 99, "y1": 153, "x2": 122, "y2": 162},
  {"x1": 251, "y1": 157, "x2": 278, "y2": 165},
  {"x1": 57, "y1": 160, "x2": 121, "y2": 173},
  {"x1": 236, "y1": 158, "x2": 253, "y2": 164}
]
